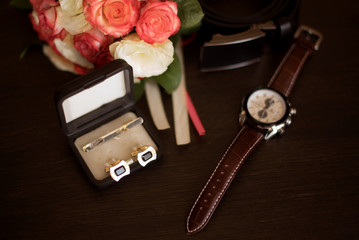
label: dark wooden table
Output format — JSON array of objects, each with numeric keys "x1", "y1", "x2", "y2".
[{"x1": 1, "y1": 1, "x2": 358, "y2": 239}]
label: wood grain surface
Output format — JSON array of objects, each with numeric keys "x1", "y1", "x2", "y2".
[{"x1": 1, "y1": 0, "x2": 358, "y2": 239}]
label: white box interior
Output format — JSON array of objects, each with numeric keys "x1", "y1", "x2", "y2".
[
  {"x1": 62, "y1": 71, "x2": 127, "y2": 123},
  {"x1": 74, "y1": 112, "x2": 158, "y2": 180}
]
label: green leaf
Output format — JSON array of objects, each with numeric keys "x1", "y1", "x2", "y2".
[
  {"x1": 19, "y1": 39, "x2": 45, "y2": 60},
  {"x1": 134, "y1": 80, "x2": 145, "y2": 102},
  {"x1": 169, "y1": 34, "x2": 181, "y2": 49},
  {"x1": 9, "y1": 0, "x2": 32, "y2": 10},
  {"x1": 152, "y1": 53, "x2": 181, "y2": 94},
  {"x1": 19, "y1": 46, "x2": 29, "y2": 60},
  {"x1": 175, "y1": 0, "x2": 204, "y2": 35}
]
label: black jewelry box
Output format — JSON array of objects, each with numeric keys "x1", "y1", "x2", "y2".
[{"x1": 55, "y1": 59, "x2": 161, "y2": 188}]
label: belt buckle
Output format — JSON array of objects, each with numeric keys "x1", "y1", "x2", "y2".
[
  {"x1": 294, "y1": 25, "x2": 323, "y2": 50},
  {"x1": 200, "y1": 21, "x2": 276, "y2": 72}
]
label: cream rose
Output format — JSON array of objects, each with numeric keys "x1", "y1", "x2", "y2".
[
  {"x1": 109, "y1": 33, "x2": 174, "y2": 78},
  {"x1": 56, "y1": 0, "x2": 92, "y2": 35}
]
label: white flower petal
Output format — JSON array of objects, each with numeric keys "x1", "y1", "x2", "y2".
[
  {"x1": 56, "y1": 6, "x2": 92, "y2": 35},
  {"x1": 53, "y1": 34, "x2": 94, "y2": 69},
  {"x1": 31, "y1": 10, "x2": 39, "y2": 25},
  {"x1": 43, "y1": 45, "x2": 77, "y2": 74},
  {"x1": 59, "y1": 0, "x2": 82, "y2": 15},
  {"x1": 109, "y1": 33, "x2": 174, "y2": 78}
]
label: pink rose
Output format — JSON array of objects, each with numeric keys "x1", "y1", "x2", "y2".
[
  {"x1": 83, "y1": 0, "x2": 141, "y2": 38},
  {"x1": 29, "y1": 7, "x2": 63, "y2": 42},
  {"x1": 30, "y1": 0, "x2": 59, "y2": 12},
  {"x1": 136, "y1": 1, "x2": 180, "y2": 44},
  {"x1": 73, "y1": 28, "x2": 113, "y2": 63},
  {"x1": 74, "y1": 65, "x2": 92, "y2": 75},
  {"x1": 94, "y1": 48, "x2": 114, "y2": 68}
]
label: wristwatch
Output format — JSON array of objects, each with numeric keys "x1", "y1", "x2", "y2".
[{"x1": 186, "y1": 25, "x2": 323, "y2": 235}]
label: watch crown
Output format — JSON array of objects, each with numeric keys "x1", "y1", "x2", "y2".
[{"x1": 290, "y1": 108, "x2": 297, "y2": 115}]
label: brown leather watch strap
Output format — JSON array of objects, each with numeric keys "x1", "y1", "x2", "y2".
[
  {"x1": 186, "y1": 124, "x2": 264, "y2": 235},
  {"x1": 267, "y1": 29, "x2": 318, "y2": 96},
  {"x1": 186, "y1": 26, "x2": 322, "y2": 235}
]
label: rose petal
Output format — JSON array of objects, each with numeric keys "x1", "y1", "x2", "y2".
[{"x1": 53, "y1": 34, "x2": 94, "y2": 69}]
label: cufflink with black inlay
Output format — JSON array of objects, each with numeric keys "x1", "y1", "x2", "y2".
[{"x1": 105, "y1": 145, "x2": 157, "y2": 182}]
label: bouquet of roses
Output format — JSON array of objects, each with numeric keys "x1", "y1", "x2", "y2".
[
  {"x1": 11, "y1": 0, "x2": 204, "y2": 144},
  {"x1": 22, "y1": 0, "x2": 203, "y2": 92}
]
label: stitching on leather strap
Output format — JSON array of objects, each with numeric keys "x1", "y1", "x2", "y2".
[
  {"x1": 284, "y1": 47, "x2": 311, "y2": 96},
  {"x1": 267, "y1": 43, "x2": 295, "y2": 89},
  {"x1": 187, "y1": 125, "x2": 264, "y2": 233}
]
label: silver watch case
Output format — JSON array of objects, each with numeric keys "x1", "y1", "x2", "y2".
[{"x1": 239, "y1": 88, "x2": 296, "y2": 140}]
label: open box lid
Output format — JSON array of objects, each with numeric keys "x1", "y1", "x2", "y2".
[{"x1": 55, "y1": 59, "x2": 134, "y2": 136}]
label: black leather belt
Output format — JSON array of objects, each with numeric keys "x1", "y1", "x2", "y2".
[{"x1": 198, "y1": 0, "x2": 300, "y2": 72}]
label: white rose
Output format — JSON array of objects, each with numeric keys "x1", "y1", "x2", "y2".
[
  {"x1": 57, "y1": 0, "x2": 92, "y2": 35},
  {"x1": 59, "y1": 0, "x2": 82, "y2": 13},
  {"x1": 109, "y1": 33, "x2": 174, "y2": 78}
]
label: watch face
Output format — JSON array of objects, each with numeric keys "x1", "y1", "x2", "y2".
[{"x1": 246, "y1": 88, "x2": 287, "y2": 124}]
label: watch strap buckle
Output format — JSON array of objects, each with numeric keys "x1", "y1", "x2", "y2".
[{"x1": 294, "y1": 25, "x2": 323, "y2": 50}]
